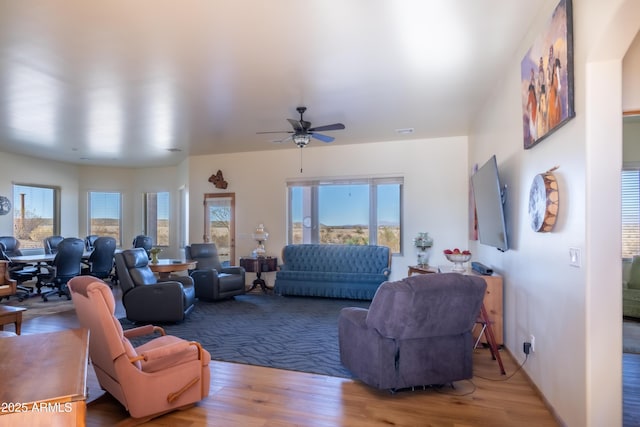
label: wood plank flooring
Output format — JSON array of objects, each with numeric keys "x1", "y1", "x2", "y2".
[{"x1": 2, "y1": 291, "x2": 565, "y2": 427}]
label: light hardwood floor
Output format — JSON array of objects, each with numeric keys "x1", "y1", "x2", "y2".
[{"x1": 7, "y1": 292, "x2": 564, "y2": 427}]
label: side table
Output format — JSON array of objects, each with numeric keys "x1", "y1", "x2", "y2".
[
  {"x1": 0, "y1": 305, "x2": 26, "y2": 335},
  {"x1": 240, "y1": 256, "x2": 278, "y2": 292},
  {"x1": 407, "y1": 265, "x2": 438, "y2": 276}
]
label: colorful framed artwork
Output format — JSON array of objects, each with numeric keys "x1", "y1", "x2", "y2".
[{"x1": 520, "y1": 0, "x2": 574, "y2": 149}]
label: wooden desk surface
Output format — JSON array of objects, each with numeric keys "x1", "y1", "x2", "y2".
[
  {"x1": 0, "y1": 305, "x2": 26, "y2": 315},
  {"x1": 0, "y1": 328, "x2": 89, "y2": 407},
  {"x1": 11, "y1": 249, "x2": 121, "y2": 264}
]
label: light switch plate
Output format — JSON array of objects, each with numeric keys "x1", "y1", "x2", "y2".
[{"x1": 569, "y1": 247, "x2": 581, "y2": 267}]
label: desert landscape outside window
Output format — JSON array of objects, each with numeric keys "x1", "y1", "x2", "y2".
[{"x1": 287, "y1": 177, "x2": 402, "y2": 253}]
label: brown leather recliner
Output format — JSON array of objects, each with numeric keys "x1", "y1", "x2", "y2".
[
  {"x1": 68, "y1": 275, "x2": 211, "y2": 423},
  {"x1": 115, "y1": 248, "x2": 196, "y2": 323}
]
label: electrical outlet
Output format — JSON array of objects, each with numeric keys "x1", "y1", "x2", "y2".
[{"x1": 530, "y1": 334, "x2": 536, "y2": 353}]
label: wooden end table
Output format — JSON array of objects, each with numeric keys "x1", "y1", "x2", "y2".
[
  {"x1": 0, "y1": 305, "x2": 27, "y2": 335},
  {"x1": 148, "y1": 259, "x2": 197, "y2": 280},
  {"x1": 240, "y1": 256, "x2": 278, "y2": 292}
]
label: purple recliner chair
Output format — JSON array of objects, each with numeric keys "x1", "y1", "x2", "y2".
[{"x1": 338, "y1": 272, "x2": 487, "y2": 390}]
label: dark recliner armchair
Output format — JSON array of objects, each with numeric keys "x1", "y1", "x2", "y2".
[
  {"x1": 338, "y1": 272, "x2": 487, "y2": 391},
  {"x1": 115, "y1": 248, "x2": 196, "y2": 323},
  {"x1": 43, "y1": 235, "x2": 65, "y2": 255},
  {"x1": 185, "y1": 243, "x2": 245, "y2": 301}
]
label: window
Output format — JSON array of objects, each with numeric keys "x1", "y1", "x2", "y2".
[
  {"x1": 89, "y1": 191, "x2": 122, "y2": 246},
  {"x1": 287, "y1": 177, "x2": 403, "y2": 253},
  {"x1": 623, "y1": 169, "x2": 640, "y2": 259},
  {"x1": 12, "y1": 184, "x2": 60, "y2": 249},
  {"x1": 144, "y1": 192, "x2": 170, "y2": 247}
]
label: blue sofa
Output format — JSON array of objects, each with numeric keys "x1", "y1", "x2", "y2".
[{"x1": 274, "y1": 244, "x2": 391, "y2": 300}]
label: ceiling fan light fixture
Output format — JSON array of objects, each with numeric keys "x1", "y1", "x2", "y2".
[{"x1": 293, "y1": 134, "x2": 311, "y2": 147}]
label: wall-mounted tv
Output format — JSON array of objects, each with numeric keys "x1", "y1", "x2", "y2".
[{"x1": 471, "y1": 155, "x2": 509, "y2": 252}]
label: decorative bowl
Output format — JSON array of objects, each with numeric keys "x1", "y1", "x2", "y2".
[{"x1": 444, "y1": 252, "x2": 472, "y2": 272}]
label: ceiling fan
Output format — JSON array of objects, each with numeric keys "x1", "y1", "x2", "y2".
[{"x1": 257, "y1": 106, "x2": 345, "y2": 148}]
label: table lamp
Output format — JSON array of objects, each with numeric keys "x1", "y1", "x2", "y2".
[{"x1": 252, "y1": 224, "x2": 269, "y2": 256}]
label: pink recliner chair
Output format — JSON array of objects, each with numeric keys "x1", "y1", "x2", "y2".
[{"x1": 68, "y1": 276, "x2": 211, "y2": 424}]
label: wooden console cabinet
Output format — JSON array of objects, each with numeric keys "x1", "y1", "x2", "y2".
[
  {"x1": 474, "y1": 271, "x2": 503, "y2": 346},
  {"x1": 435, "y1": 266, "x2": 504, "y2": 346}
]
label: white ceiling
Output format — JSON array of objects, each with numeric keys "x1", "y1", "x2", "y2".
[{"x1": 0, "y1": 1, "x2": 544, "y2": 167}]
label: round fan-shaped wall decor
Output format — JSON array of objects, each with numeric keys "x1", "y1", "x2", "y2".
[
  {"x1": 0, "y1": 196, "x2": 11, "y2": 216},
  {"x1": 528, "y1": 167, "x2": 559, "y2": 232}
]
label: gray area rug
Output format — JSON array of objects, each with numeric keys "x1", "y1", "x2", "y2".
[
  {"x1": 120, "y1": 293, "x2": 370, "y2": 378},
  {"x1": 624, "y1": 318, "x2": 640, "y2": 354}
]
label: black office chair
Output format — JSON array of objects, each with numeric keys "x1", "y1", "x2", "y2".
[
  {"x1": 37, "y1": 237, "x2": 85, "y2": 301},
  {"x1": 82, "y1": 236, "x2": 116, "y2": 282},
  {"x1": 132, "y1": 235, "x2": 153, "y2": 258},
  {"x1": 84, "y1": 234, "x2": 100, "y2": 251},
  {"x1": 43, "y1": 235, "x2": 65, "y2": 255},
  {"x1": 0, "y1": 238, "x2": 38, "y2": 298},
  {"x1": 0, "y1": 236, "x2": 22, "y2": 257}
]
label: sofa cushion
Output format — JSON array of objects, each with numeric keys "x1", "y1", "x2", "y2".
[
  {"x1": 276, "y1": 270, "x2": 387, "y2": 284},
  {"x1": 275, "y1": 244, "x2": 391, "y2": 300},
  {"x1": 280, "y1": 244, "x2": 390, "y2": 274}
]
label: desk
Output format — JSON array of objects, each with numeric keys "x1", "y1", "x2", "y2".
[
  {"x1": 10, "y1": 251, "x2": 94, "y2": 264},
  {"x1": 148, "y1": 259, "x2": 197, "y2": 280},
  {"x1": 240, "y1": 256, "x2": 278, "y2": 292},
  {"x1": 0, "y1": 328, "x2": 89, "y2": 426},
  {"x1": 10, "y1": 253, "x2": 55, "y2": 264},
  {"x1": 0, "y1": 306, "x2": 26, "y2": 335}
]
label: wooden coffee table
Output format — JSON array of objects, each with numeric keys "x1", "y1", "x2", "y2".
[{"x1": 0, "y1": 305, "x2": 27, "y2": 335}]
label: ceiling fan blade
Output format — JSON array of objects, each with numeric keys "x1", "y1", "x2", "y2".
[
  {"x1": 287, "y1": 118, "x2": 304, "y2": 132},
  {"x1": 275, "y1": 135, "x2": 293, "y2": 144},
  {"x1": 257, "y1": 130, "x2": 293, "y2": 135},
  {"x1": 308, "y1": 123, "x2": 345, "y2": 132},
  {"x1": 310, "y1": 132, "x2": 335, "y2": 143}
]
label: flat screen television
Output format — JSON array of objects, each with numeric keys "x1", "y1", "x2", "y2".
[{"x1": 471, "y1": 155, "x2": 509, "y2": 252}]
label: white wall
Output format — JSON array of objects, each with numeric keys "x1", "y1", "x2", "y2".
[
  {"x1": 0, "y1": 152, "x2": 79, "y2": 238},
  {"x1": 0, "y1": 154, "x2": 186, "y2": 257},
  {"x1": 623, "y1": 32, "x2": 640, "y2": 162},
  {"x1": 469, "y1": 0, "x2": 640, "y2": 425},
  {"x1": 187, "y1": 136, "x2": 470, "y2": 283},
  {"x1": 0, "y1": 135, "x2": 470, "y2": 282},
  {"x1": 624, "y1": 31, "x2": 640, "y2": 112},
  {"x1": 76, "y1": 165, "x2": 184, "y2": 258}
]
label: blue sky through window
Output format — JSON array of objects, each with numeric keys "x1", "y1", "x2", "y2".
[
  {"x1": 88, "y1": 191, "x2": 169, "y2": 220},
  {"x1": 291, "y1": 183, "x2": 400, "y2": 226},
  {"x1": 13, "y1": 184, "x2": 54, "y2": 218}
]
